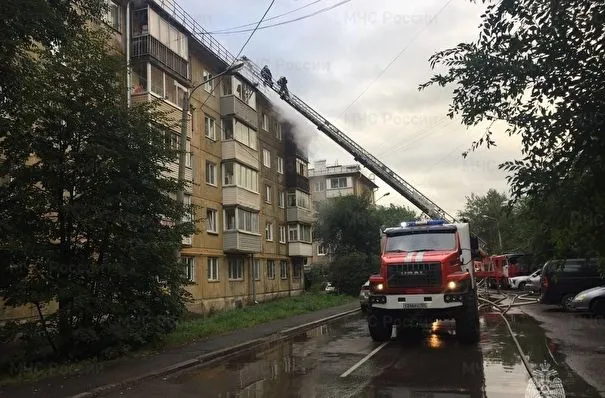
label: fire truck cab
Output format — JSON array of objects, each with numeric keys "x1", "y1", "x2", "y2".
[{"x1": 368, "y1": 219, "x2": 481, "y2": 343}]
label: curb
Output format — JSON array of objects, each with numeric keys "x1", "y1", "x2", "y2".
[{"x1": 68, "y1": 307, "x2": 360, "y2": 398}]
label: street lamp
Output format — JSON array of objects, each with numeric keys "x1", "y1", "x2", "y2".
[
  {"x1": 176, "y1": 59, "x2": 247, "y2": 209},
  {"x1": 482, "y1": 215, "x2": 503, "y2": 252},
  {"x1": 375, "y1": 192, "x2": 390, "y2": 203}
]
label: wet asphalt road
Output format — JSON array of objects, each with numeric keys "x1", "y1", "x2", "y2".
[{"x1": 106, "y1": 305, "x2": 602, "y2": 398}]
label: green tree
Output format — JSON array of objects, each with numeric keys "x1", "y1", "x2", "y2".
[
  {"x1": 0, "y1": 10, "x2": 195, "y2": 365},
  {"x1": 373, "y1": 203, "x2": 418, "y2": 231},
  {"x1": 421, "y1": 0, "x2": 605, "y2": 265}
]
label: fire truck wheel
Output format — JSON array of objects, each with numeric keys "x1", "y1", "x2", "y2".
[
  {"x1": 368, "y1": 312, "x2": 392, "y2": 342},
  {"x1": 455, "y1": 292, "x2": 480, "y2": 344}
]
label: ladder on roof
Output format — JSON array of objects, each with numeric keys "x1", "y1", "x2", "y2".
[{"x1": 152, "y1": 0, "x2": 456, "y2": 223}]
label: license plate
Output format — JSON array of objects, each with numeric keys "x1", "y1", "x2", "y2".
[{"x1": 402, "y1": 303, "x2": 427, "y2": 309}]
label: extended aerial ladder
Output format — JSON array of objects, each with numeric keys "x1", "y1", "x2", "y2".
[{"x1": 153, "y1": 0, "x2": 472, "y2": 227}]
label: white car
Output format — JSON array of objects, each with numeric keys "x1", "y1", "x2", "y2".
[
  {"x1": 324, "y1": 282, "x2": 336, "y2": 293},
  {"x1": 508, "y1": 269, "x2": 541, "y2": 290}
]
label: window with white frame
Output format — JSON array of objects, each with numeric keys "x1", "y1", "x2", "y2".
[
  {"x1": 276, "y1": 123, "x2": 282, "y2": 140},
  {"x1": 205, "y1": 116, "x2": 216, "y2": 140},
  {"x1": 221, "y1": 118, "x2": 257, "y2": 150},
  {"x1": 317, "y1": 243, "x2": 327, "y2": 255},
  {"x1": 206, "y1": 209, "x2": 217, "y2": 233},
  {"x1": 277, "y1": 156, "x2": 284, "y2": 174},
  {"x1": 253, "y1": 259, "x2": 261, "y2": 280},
  {"x1": 222, "y1": 162, "x2": 258, "y2": 192},
  {"x1": 265, "y1": 184, "x2": 272, "y2": 203},
  {"x1": 103, "y1": 1, "x2": 121, "y2": 31},
  {"x1": 263, "y1": 149, "x2": 271, "y2": 168},
  {"x1": 203, "y1": 70, "x2": 214, "y2": 92},
  {"x1": 265, "y1": 222, "x2": 273, "y2": 241},
  {"x1": 228, "y1": 258, "x2": 244, "y2": 280},
  {"x1": 288, "y1": 224, "x2": 312, "y2": 243},
  {"x1": 287, "y1": 190, "x2": 310, "y2": 209},
  {"x1": 206, "y1": 161, "x2": 216, "y2": 186},
  {"x1": 330, "y1": 177, "x2": 349, "y2": 189},
  {"x1": 296, "y1": 158, "x2": 308, "y2": 177},
  {"x1": 280, "y1": 260, "x2": 288, "y2": 279},
  {"x1": 207, "y1": 257, "x2": 219, "y2": 281},
  {"x1": 267, "y1": 260, "x2": 276, "y2": 279},
  {"x1": 183, "y1": 195, "x2": 192, "y2": 223},
  {"x1": 314, "y1": 180, "x2": 325, "y2": 192},
  {"x1": 278, "y1": 191, "x2": 285, "y2": 208},
  {"x1": 293, "y1": 263, "x2": 302, "y2": 279},
  {"x1": 182, "y1": 256, "x2": 195, "y2": 282},
  {"x1": 147, "y1": 8, "x2": 188, "y2": 59},
  {"x1": 262, "y1": 113, "x2": 269, "y2": 131},
  {"x1": 223, "y1": 208, "x2": 259, "y2": 234},
  {"x1": 279, "y1": 226, "x2": 286, "y2": 243},
  {"x1": 149, "y1": 64, "x2": 187, "y2": 108},
  {"x1": 220, "y1": 75, "x2": 256, "y2": 108}
]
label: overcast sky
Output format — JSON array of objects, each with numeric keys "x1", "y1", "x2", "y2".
[{"x1": 179, "y1": 0, "x2": 523, "y2": 216}]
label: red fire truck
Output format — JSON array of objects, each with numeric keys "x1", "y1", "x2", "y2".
[
  {"x1": 368, "y1": 219, "x2": 481, "y2": 343},
  {"x1": 476, "y1": 253, "x2": 534, "y2": 289}
]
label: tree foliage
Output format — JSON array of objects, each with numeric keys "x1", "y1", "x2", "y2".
[
  {"x1": 0, "y1": 1, "x2": 195, "y2": 367},
  {"x1": 421, "y1": 0, "x2": 605, "y2": 263}
]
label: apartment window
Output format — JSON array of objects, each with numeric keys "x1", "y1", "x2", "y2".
[
  {"x1": 277, "y1": 156, "x2": 284, "y2": 174},
  {"x1": 296, "y1": 159, "x2": 308, "y2": 177},
  {"x1": 207, "y1": 257, "x2": 219, "y2": 281},
  {"x1": 265, "y1": 222, "x2": 273, "y2": 241},
  {"x1": 262, "y1": 113, "x2": 269, "y2": 131},
  {"x1": 278, "y1": 191, "x2": 285, "y2": 208},
  {"x1": 103, "y1": 0, "x2": 121, "y2": 31},
  {"x1": 221, "y1": 75, "x2": 256, "y2": 108},
  {"x1": 221, "y1": 119, "x2": 257, "y2": 150},
  {"x1": 289, "y1": 224, "x2": 312, "y2": 243},
  {"x1": 330, "y1": 177, "x2": 349, "y2": 189},
  {"x1": 228, "y1": 258, "x2": 244, "y2": 280},
  {"x1": 263, "y1": 149, "x2": 271, "y2": 168},
  {"x1": 149, "y1": 64, "x2": 187, "y2": 109},
  {"x1": 150, "y1": 65, "x2": 164, "y2": 97},
  {"x1": 131, "y1": 63, "x2": 148, "y2": 94},
  {"x1": 276, "y1": 123, "x2": 282, "y2": 140},
  {"x1": 132, "y1": 8, "x2": 148, "y2": 36},
  {"x1": 205, "y1": 116, "x2": 216, "y2": 140},
  {"x1": 203, "y1": 70, "x2": 213, "y2": 92},
  {"x1": 253, "y1": 259, "x2": 261, "y2": 281},
  {"x1": 182, "y1": 257, "x2": 195, "y2": 282},
  {"x1": 280, "y1": 260, "x2": 288, "y2": 279},
  {"x1": 267, "y1": 260, "x2": 276, "y2": 279},
  {"x1": 314, "y1": 180, "x2": 325, "y2": 192},
  {"x1": 287, "y1": 190, "x2": 310, "y2": 209},
  {"x1": 183, "y1": 195, "x2": 192, "y2": 223},
  {"x1": 279, "y1": 226, "x2": 286, "y2": 243},
  {"x1": 223, "y1": 208, "x2": 259, "y2": 233},
  {"x1": 317, "y1": 244, "x2": 327, "y2": 255},
  {"x1": 293, "y1": 263, "x2": 302, "y2": 279},
  {"x1": 147, "y1": 9, "x2": 188, "y2": 58},
  {"x1": 265, "y1": 184, "x2": 272, "y2": 203},
  {"x1": 222, "y1": 162, "x2": 258, "y2": 192},
  {"x1": 206, "y1": 161, "x2": 217, "y2": 186},
  {"x1": 206, "y1": 209, "x2": 217, "y2": 233}
]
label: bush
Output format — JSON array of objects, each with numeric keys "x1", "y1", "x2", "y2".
[{"x1": 329, "y1": 251, "x2": 379, "y2": 296}]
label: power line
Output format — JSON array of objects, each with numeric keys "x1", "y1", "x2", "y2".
[
  {"x1": 210, "y1": 0, "x2": 325, "y2": 33},
  {"x1": 207, "y1": 0, "x2": 353, "y2": 35},
  {"x1": 338, "y1": 0, "x2": 454, "y2": 118},
  {"x1": 199, "y1": 0, "x2": 276, "y2": 110}
]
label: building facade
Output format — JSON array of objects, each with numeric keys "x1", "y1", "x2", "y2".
[
  {"x1": 0, "y1": 0, "x2": 311, "y2": 321},
  {"x1": 308, "y1": 160, "x2": 378, "y2": 268}
]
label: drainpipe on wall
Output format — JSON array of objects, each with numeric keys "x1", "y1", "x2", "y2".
[
  {"x1": 125, "y1": 1, "x2": 132, "y2": 107},
  {"x1": 250, "y1": 255, "x2": 258, "y2": 304}
]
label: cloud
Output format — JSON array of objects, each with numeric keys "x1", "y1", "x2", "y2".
[{"x1": 178, "y1": 0, "x2": 523, "y2": 215}]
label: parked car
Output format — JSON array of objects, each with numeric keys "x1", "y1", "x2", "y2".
[
  {"x1": 540, "y1": 258, "x2": 605, "y2": 311},
  {"x1": 524, "y1": 273, "x2": 542, "y2": 294},
  {"x1": 324, "y1": 282, "x2": 336, "y2": 293},
  {"x1": 359, "y1": 280, "x2": 370, "y2": 312},
  {"x1": 509, "y1": 269, "x2": 541, "y2": 290},
  {"x1": 569, "y1": 285, "x2": 605, "y2": 316}
]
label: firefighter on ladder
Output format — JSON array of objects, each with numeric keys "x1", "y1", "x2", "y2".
[
  {"x1": 261, "y1": 65, "x2": 272, "y2": 86},
  {"x1": 277, "y1": 76, "x2": 289, "y2": 99}
]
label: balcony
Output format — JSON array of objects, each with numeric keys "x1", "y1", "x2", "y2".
[
  {"x1": 222, "y1": 140, "x2": 258, "y2": 169},
  {"x1": 286, "y1": 173, "x2": 310, "y2": 193},
  {"x1": 132, "y1": 35, "x2": 188, "y2": 81},
  {"x1": 326, "y1": 187, "x2": 354, "y2": 198},
  {"x1": 288, "y1": 242, "x2": 312, "y2": 257},
  {"x1": 286, "y1": 207, "x2": 314, "y2": 224},
  {"x1": 223, "y1": 231, "x2": 261, "y2": 253},
  {"x1": 220, "y1": 96, "x2": 257, "y2": 130},
  {"x1": 223, "y1": 186, "x2": 260, "y2": 211}
]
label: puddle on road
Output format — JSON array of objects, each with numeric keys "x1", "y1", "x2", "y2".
[{"x1": 164, "y1": 312, "x2": 600, "y2": 397}]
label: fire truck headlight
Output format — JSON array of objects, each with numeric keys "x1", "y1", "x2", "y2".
[
  {"x1": 376, "y1": 283, "x2": 384, "y2": 291},
  {"x1": 447, "y1": 281, "x2": 457, "y2": 290}
]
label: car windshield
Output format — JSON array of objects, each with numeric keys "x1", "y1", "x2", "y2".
[{"x1": 385, "y1": 232, "x2": 456, "y2": 253}]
